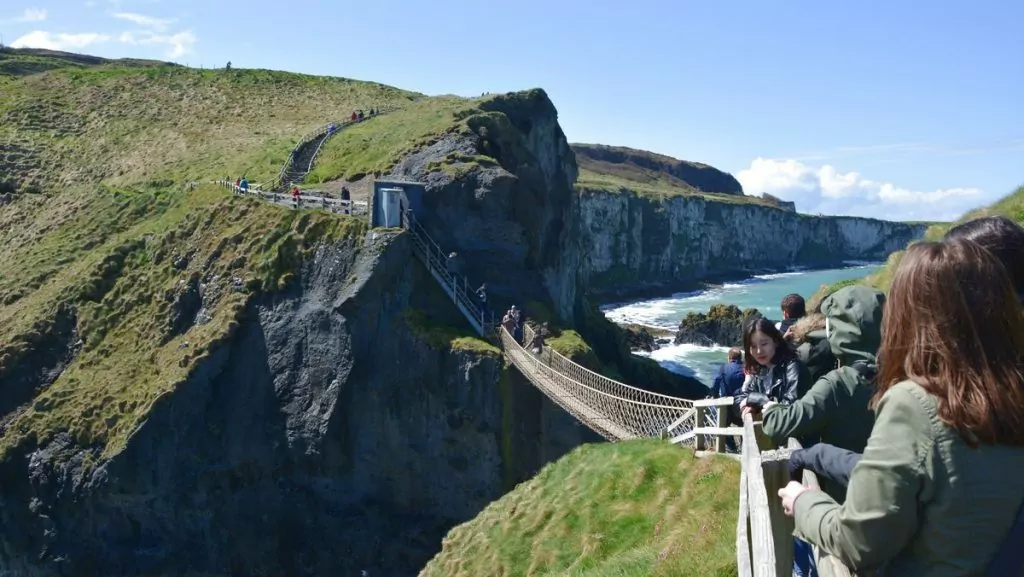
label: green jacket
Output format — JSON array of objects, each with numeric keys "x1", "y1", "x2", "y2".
[
  {"x1": 761, "y1": 286, "x2": 884, "y2": 456},
  {"x1": 794, "y1": 380, "x2": 1024, "y2": 574}
]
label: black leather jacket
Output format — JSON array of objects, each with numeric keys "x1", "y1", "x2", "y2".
[{"x1": 733, "y1": 354, "x2": 809, "y2": 409}]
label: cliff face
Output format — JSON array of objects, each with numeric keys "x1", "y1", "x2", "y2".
[
  {"x1": 577, "y1": 189, "x2": 927, "y2": 299},
  {"x1": 387, "y1": 90, "x2": 581, "y2": 319},
  {"x1": 0, "y1": 231, "x2": 596, "y2": 577}
]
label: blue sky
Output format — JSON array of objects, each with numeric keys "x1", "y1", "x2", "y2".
[{"x1": 4, "y1": 0, "x2": 1022, "y2": 220}]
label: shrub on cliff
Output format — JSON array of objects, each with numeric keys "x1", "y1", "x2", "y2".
[
  {"x1": 674, "y1": 304, "x2": 763, "y2": 347},
  {"x1": 420, "y1": 439, "x2": 740, "y2": 577}
]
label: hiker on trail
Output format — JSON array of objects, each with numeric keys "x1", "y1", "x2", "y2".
[
  {"x1": 944, "y1": 215, "x2": 1024, "y2": 304},
  {"x1": 291, "y1": 186, "x2": 301, "y2": 208},
  {"x1": 357, "y1": 110, "x2": 364, "y2": 121},
  {"x1": 350, "y1": 111, "x2": 358, "y2": 122},
  {"x1": 327, "y1": 122, "x2": 335, "y2": 135},
  {"x1": 779, "y1": 237, "x2": 1024, "y2": 576},
  {"x1": 240, "y1": 177, "x2": 249, "y2": 193},
  {"x1": 734, "y1": 318, "x2": 810, "y2": 414},
  {"x1": 234, "y1": 177, "x2": 241, "y2": 194},
  {"x1": 761, "y1": 285, "x2": 884, "y2": 501},
  {"x1": 340, "y1": 186, "x2": 351, "y2": 201},
  {"x1": 776, "y1": 293, "x2": 806, "y2": 336}
]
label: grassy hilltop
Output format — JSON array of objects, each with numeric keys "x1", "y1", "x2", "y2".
[{"x1": 0, "y1": 47, "x2": 499, "y2": 460}]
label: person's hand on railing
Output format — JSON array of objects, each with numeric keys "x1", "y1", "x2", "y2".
[
  {"x1": 740, "y1": 392, "x2": 777, "y2": 419},
  {"x1": 778, "y1": 481, "x2": 809, "y2": 517}
]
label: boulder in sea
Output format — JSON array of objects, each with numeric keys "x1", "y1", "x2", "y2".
[{"x1": 674, "y1": 304, "x2": 764, "y2": 347}]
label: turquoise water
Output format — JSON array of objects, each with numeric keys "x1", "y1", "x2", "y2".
[{"x1": 601, "y1": 263, "x2": 881, "y2": 384}]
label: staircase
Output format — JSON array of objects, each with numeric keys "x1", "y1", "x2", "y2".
[
  {"x1": 401, "y1": 209, "x2": 493, "y2": 337},
  {"x1": 276, "y1": 129, "x2": 335, "y2": 191}
]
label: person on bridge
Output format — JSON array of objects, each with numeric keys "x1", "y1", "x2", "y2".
[
  {"x1": 340, "y1": 186, "x2": 351, "y2": 201},
  {"x1": 291, "y1": 186, "x2": 301, "y2": 208},
  {"x1": 239, "y1": 177, "x2": 249, "y2": 193},
  {"x1": 779, "y1": 237, "x2": 1024, "y2": 576},
  {"x1": 529, "y1": 323, "x2": 548, "y2": 355}
]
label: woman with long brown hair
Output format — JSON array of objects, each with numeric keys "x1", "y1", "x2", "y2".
[{"x1": 779, "y1": 237, "x2": 1024, "y2": 574}]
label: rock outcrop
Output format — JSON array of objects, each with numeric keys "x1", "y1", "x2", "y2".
[
  {"x1": 0, "y1": 231, "x2": 599, "y2": 577},
  {"x1": 674, "y1": 304, "x2": 763, "y2": 347},
  {"x1": 577, "y1": 190, "x2": 928, "y2": 300}
]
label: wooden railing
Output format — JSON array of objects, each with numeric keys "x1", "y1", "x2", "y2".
[
  {"x1": 665, "y1": 396, "x2": 742, "y2": 455},
  {"x1": 734, "y1": 415, "x2": 857, "y2": 577}
]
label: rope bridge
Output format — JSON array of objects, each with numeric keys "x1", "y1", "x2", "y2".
[{"x1": 501, "y1": 323, "x2": 699, "y2": 441}]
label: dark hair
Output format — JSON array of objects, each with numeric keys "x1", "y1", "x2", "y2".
[
  {"x1": 875, "y1": 237, "x2": 1024, "y2": 447},
  {"x1": 742, "y1": 317, "x2": 793, "y2": 373},
  {"x1": 728, "y1": 347, "x2": 743, "y2": 362},
  {"x1": 781, "y1": 293, "x2": 806, "y2": 319},
  {"x1": 944, "y1": 215, "x2": 1024, "y2": 297}
]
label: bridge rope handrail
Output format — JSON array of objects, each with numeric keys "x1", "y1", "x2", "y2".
[{"x1": 521, "y1": 323, "x2": 695, "y2": 408}]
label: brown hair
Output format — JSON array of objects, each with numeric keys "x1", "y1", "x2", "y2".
[
  {"x1": 742, "y1": 317, "x2": 793, "y2": 374},
  {"x1": 728, "y1": 347, "x2": 743, "y2": 362},
  {"x1": 874, "y1": 237, "x2": 1024, "y2": 446},
  {"x1": 945, "y1": 215, "x2": 1024, "y2": 297},
  {"x1": 781, "y1": 293, "x2": 806, "y2": 319}
]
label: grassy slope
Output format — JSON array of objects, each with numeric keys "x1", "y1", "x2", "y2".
[
  {"x1": 572, "y1": 145, "x2": 771, "y2": 207},
  {"x1": 0, "y1": 50, "x2": 419, "y2": 190},
  {"x1": 305, "y1": 95, "x2": 488, "y2": 183},
  {"x1": 810, "y1": 184, "x2": 1024, "y2": 305},
  {"x1": 0, "y1": 52, "x2": 423, "y2": 459},
  {"x1": 421, "y1": 439, "x2": 740, "y2": 577}
]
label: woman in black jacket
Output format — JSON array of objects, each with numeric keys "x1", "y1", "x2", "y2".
[{"x1": 734, "y1": 317, "x2": 811, "y2": 414}]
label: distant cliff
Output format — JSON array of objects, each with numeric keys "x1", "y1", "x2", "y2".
[
  {"x1": 576, "y1": 189, "x2": 927, "y2": 300},
  {"x1": 572, "y1": 143, "x2": 744, "y2": 196}
]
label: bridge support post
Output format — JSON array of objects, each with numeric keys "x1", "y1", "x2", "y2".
[{"x1": 715, "y1": 404, "x2": 728, "y2": 453}]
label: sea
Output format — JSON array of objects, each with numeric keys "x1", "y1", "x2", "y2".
[{"x1": 601, "y1": 263, "x2": 882, "y2": 385}]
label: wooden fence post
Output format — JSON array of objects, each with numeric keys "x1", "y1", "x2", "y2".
[
  {"x1": 716, "y1": 404, "x2": 728, "y2": 453},
  {"x1": 695, "y1": 404, "x2": 706, "y2": 451}
]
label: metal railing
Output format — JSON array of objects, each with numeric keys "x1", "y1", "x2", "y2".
[
  {"x1": 217, "y1": 180, "x2": 369, "y2": 216},
  {"x1": 401, "y1": 209, "x2": 494, "y2": 337}
]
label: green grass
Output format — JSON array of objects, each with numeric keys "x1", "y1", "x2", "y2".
[
  {"x1": 576, "y1": 169, "x2": 776, "y2": 207},
  {"x1": 403, "y1": 309, "x2": 501, "y2": 356},
  {"x1": 0, "y1": 184, "x2": 367, "y2": 459},
  {"x1": 304, "y1": 95, "x2": 488, "y2": 183},
  {"x1": 421, "y1": 439, "x2": 740, "y2": 577},
  {"x1": 0, "y1": 53, "x2": 420, "y2": 191}
]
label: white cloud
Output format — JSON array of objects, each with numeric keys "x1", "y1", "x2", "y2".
[
  {"x1": 11, "y1": 30, "x2": 110, "y2": 50},
  {"x1": 1, "y1": 7, "x2": 48, "y2": 23},
  {"x1": 11, "y1": 27, "x2": 196, "y2": 58},
  {"x1": 112, "y1": 11, "x2": 176, "y2": 30},
  {"x1": 736, "y1": 157, "x2": 984, "y2": 221}
]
